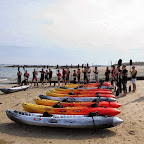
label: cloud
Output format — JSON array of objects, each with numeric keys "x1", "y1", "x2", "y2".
[{"x1": 37, "y1": 0, "x2": 144, "y2": 52}]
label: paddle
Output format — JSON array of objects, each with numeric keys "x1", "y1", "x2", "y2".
[{"x1": 129, "y1": 59, "x2": 133, "y2": 92}]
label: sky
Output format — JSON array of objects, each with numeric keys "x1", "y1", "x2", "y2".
[{"x1": 0, "y1": 0, "x2": 144, "y2": 65}]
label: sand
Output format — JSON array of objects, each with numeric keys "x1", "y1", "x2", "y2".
[{"x1": 0, "y1": 81, "x2": 144, "y2": 144}]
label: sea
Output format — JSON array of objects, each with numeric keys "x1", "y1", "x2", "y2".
[{"x1": 0, "y1": 64, "x2": 57, "y2": 86}]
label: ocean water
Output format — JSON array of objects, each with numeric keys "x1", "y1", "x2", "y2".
[{"x1": 0, "y1": 64, "x2": 57, "y2": 85}]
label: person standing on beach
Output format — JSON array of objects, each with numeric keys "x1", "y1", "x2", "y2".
[
  {"x1": 105, "y1": 67, "x2": 110, "y2": 81},
  {"x1": 93, "y1": 67, "x2": 99, "y2": 83},
  {"x1": 77, "y1": 68, "x2": 81, "y2": 84},
  {"x1": 31, "y1": 69, "x2": 38, "y2": 87},
  {"x1": 62, "y1": 68, "x2": 66, "y2": 85},
  {"x1": 121, "y1": 65, "x2": 128, "y2": 96},
  {"x1": 49, "y1": 68, "x2": 53, "y2": 86},
  {"x1": 39, "y1": 68, "x2": 45, "y2": 86},
  {"x1": 115, "y1": 66, "x2": 122, "y2": 93},
  {"x1": 57, "y1": 70, "x2": 61, "y2": 87},
  {"x1": 45, "y1": 70, "x2": 49, "y2": 85},
  {"x1": 17, "y1": 71, "x2": 22, "y2": 86},
  {"x1": 111, "y1": 65, "x2": 116, "y2": 88},
  {"x1": 82, "y1": 67, "x2": 88, "y2": 83},
  {"x1": 66, "y1": 68, "x2": 70, "y2": 83},
  {"x1": 24, "y1": 70, "x2": 30, "y2": 85},
  {"x1": 130, "y1": 66, "x2": 137, "y2": 92},
  {"x1": 87, "y1": 67, "x2": 91, "y2": 83},
  {"x1": 73, "y1": 70, "x2": 77, "y2": 84}
]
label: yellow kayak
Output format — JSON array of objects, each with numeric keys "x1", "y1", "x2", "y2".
[
  {"x1": 22, "y1": 103, "x2": 120, "y2": 116},
  {"x1": 46, "y1": 92, "x2": 116, "y2": 98},
  {"x1": 34, "y1": 98, "x2": 121, "y2": 108}
]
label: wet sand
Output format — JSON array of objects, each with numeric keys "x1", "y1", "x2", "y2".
[{"x1": 0, "y1": 80, "x2": 144, "y2": 144}]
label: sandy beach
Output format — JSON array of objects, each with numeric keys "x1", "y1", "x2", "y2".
[{"x1": 0, "y1": 80, "x2": 144, "y2": 144}]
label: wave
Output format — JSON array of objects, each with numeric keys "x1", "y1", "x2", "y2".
[{"x1": 0, "y1": 79, "x2": 8, "y2": 81}]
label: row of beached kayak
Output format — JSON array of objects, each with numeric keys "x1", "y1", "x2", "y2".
[{"x1": 6, "y1": 82, "x2": 123, "y2": 129}]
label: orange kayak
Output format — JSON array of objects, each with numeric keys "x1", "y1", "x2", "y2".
[
  {"x1": 22, "y1": 103, "x2": 120, "y2": 116},
  {"x1": 34, "y1": 98, "x2": 121, "y2": 108},
  {"x1": 50, "y1": 90, "x2": 112, "y2": 95},
  {"x1": 46, "y1": 92, "x2": 116, "y2": 98},
  {"x1": 55, "y1": 88, "x2": 112, "y2": 92}
]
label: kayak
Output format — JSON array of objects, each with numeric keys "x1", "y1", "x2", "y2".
[
  {"x1": 63, "y1": 82, "x2": 112, "y2": 88},
  {"x1": 22, "y1": 103, "x2": 120, "y2": 116},
  {"x1": 46, "y1": 92, "x2": 116, "y2": 98},
  {"x1": 0, "y1": 85, "x2": 30, "y2": 94},
  {"x1": 39, "y1": 95, "x2": 116, "y2": 102},
  {"x1": 6, "y1": 110, "x2": 123, "y2": 128},
  {"x1": 59, "y1": 86, "x2": 113, "y2": 90},
  {"x1": 34, "y1": 98, "x2": 121, "y2": 108},
  {"x1": 50, "y1": 90, "x2": 113, "y2": 95},
  {"x1": 55, "y1": 88, "x2": 111, "y2": 92}
]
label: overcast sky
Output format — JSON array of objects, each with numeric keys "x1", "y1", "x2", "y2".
[{"x1": 0, "y1": 0, "x2": 144, "y2": 65}]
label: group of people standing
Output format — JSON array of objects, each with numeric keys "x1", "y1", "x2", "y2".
[
  {"x1": 56, "y1": 67, "x2": 99, "y2": 86},
  {"x1": 17, "y1": 68, "x2": 53, "y2": 87},
  {"x1": 17, "y1": 65, "x2": 137, "y2": 94},
  {"x1": 105, "y1": 65, "x2": 137, "y2": 96}
]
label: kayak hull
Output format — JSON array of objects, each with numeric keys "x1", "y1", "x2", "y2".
[
  {"x1": 0, "y1": 85, "x2": 30, "y2": 94},
  {"x1": 6, "y1": 110, "x2": 123, "y2": 128},
  {"x1": 46, "y1": 92, "x2": 115, "y2": 98},
  {"x1": 22, "y1": 103, "x2": 120, "y2": 116},
  {"x1": 39, "y1": 95, "x2": 116, "y2": 102},
  {"x1": 35, "y1": 98, "x2": 121, "y2": 108}
]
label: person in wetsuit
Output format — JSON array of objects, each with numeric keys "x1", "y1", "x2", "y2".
[
  {"x1": 31, "y1": 69, "x2": 38, "y2": 87},
  {"x1": 121, "y1": 65, "x2": 128, "y2": 96},
  {"x1": 39, "y1": 68, "x2": 45, "y2": 86},
  {"x1": 105, "y1": 67, "x2": 110, "y2": 81},
  {"x1": 66, "y1": 68, "x2": 70, "y2": 83},
  {"x1": 82, "y1": 67, "x2": 88, "y2": 84},
  {"x1": 57, "y1": 70, "x2": 61, "y2": 87},
  {"x1": 49, "y1": 68, "x2": 53, "y2": 86},
  {"x1": 62, "y1": 68, "x2": 66, "y2": 85},
  {"x1": 23, "y1": 70, "x2": 30, "y2": 85},
  {"x1": 45, "y1": 70, "x2": 49, "y2": 85},
  {"x1": 115, "y1": 66, "x2": 122, "y2": 93},
  {"x1": 17, "y1": 71, "x2": 22, "y2": 86},
  {"x1": 73, "y1": 70, "x2": 77, "y2": 84},
  {"x1": 77, "y1": 68, "x2": 81, "y2": 84},
  {"x1": 111, "y1": 65, "x2": 116, "y2": 87}
]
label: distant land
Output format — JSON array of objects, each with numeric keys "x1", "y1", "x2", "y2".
[
  {"x1": 5, "y1": 64, "x2": 104, "y2": 69},
  {"x1": 3, "y1": 61, "x2": 144, "y2": 68}
]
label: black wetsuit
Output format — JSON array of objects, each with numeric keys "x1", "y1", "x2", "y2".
[
  {"x1": 49, "y1": 71, "x2": 53, "y2": 80},
  {"x1": 17, "y1": 72, "x2": 21, "y2": 84},
  {"x1": 116, "y1": 70, "x2": 122, "y2": 93},
  {"x1": 83, "y1": 72, "x2": 87, "y2": 82},
  {"x1": 40, "y1": 71, "x2": 45, "y2": 82},
  {"x1": 121, "y1": 69, "x2": 128, "y2": 93},
  {"x1": 66, "y1": 71, "x2": 70, "y2": 81},
  {"x1": 73, "y1": 73, "x2": 77, "y2": 84},
  {"x1": 105, "y1": 70, "x2": 110, "y2": 81}
]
